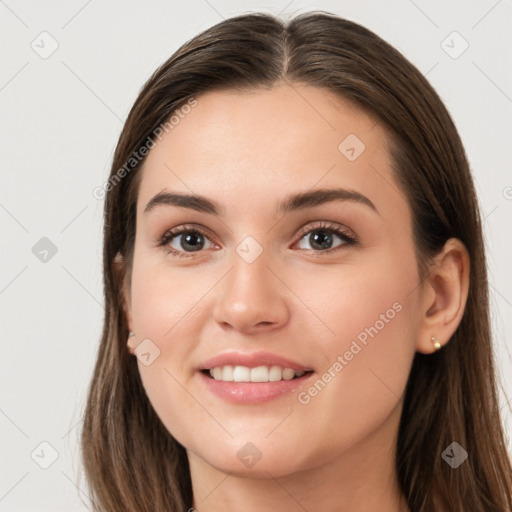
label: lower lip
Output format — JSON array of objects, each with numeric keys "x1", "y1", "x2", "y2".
[{"x1": 198, "y1": 371, "x2": 314, "y2": 404}]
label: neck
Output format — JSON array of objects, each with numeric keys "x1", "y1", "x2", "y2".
[{"x1": 188, "y1": 399, "x2": 410, "y2": 512}]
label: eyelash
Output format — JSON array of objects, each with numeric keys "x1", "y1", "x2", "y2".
[{"x1": 157, "y1": 221, "x2": 357, "y2": 259}]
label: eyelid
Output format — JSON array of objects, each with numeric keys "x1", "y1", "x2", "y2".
[
  {"x1": 294, "y1": 220, "x2": 356, "y2": 242},
  {"x1": 158, "y1": 223, "x2": 215, "y2": 242}
]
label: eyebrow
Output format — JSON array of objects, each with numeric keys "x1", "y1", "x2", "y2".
[{"x1": 143, "y1": 187, "x2": 378, "y2": 216}]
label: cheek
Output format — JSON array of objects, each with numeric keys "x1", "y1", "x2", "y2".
[
  {"x1": 291, "y1": 248, "x2": 420, "y2": 451},
  {"x1": 318, "y1": 249, "x2": 418, "y2": 383},
  {"x1": 292, "y1": 307, "x2": 415, "y2": 471},
  {"x1": 130, "y1": 257, "x2": 211, "y2": 343},
  {"x1": 128, "y1": 253, "x2": 232, "y2": 437},
  {"x1": 128, "y1": 264, "x2": 203, "y2": 443},
  {"x1": 296, "y1": 238, "x2": 419, "y2": 357}
]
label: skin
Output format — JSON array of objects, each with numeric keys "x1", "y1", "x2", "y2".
[{"x1": 118, "y1": 83, "x2": 469, "y2": 512}]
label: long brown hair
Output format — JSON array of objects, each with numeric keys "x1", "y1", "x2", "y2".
[{"x1": 80, "y1": 11, "x2": 512, "y2": 511}]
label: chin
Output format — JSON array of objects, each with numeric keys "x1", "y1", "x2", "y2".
[{"x1": 189, "y1": 438, "x2": 317, "y2": 479}]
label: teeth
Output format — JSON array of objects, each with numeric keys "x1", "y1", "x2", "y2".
[
  {"x1": 208, "y1": 365, "x2": 307, "y2": 382},
  {"x1": 222, "y1": 365, "x2": 234, "y2": 381},
  {"x1": 233, "y1": 366, "x2": 250, "y2": 382},
  {"x1": 282, "y1": 368, "x2": 295, "y2": 380},
  {"x1": 250, "y1": 366, "x2": 268, "y2": 382}
]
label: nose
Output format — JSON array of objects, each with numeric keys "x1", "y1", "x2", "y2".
[{"x1": 212, "y1": 250, "x2": 290, "y2": 335}]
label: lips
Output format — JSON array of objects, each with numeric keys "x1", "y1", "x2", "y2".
[{"x1": 197, "y1": 351, "x2": 315, "y2": 404}]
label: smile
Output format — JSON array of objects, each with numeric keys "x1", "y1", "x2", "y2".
[{"x1": 197, "y1": 351, "x2": 315, "y2": 403}]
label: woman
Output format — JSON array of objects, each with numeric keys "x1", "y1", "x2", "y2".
[{"x1": 80, "y1": 11, "x2": 512, "y2": 512}]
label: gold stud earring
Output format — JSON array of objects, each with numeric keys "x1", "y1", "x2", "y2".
[{"x1": 432, "y1": 336, "x2": 442, "y2": 351}]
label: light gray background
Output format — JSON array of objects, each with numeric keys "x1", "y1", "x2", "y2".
[{"x1": 1, "y1": 0, "x2": 511, "y2": 510}]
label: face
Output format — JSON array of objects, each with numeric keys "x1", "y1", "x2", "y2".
[{"x1": 124, "y1": 84, "x2": 423, "y2": 478}]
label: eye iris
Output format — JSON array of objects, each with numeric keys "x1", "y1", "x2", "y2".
[
  {"x1": 181, "y1": 232, "x2": 204, "y2": 252},
  {"x1": 310, "y1": 230, "x2": 332, "y2": 250}
]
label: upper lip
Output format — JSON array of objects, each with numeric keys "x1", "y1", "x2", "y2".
[{"x1": 198, "y1": 351, "x2": 313, "y2": 372}]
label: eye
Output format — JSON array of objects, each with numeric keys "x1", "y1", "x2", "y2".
[
  {"x1": 158, "y1": 221, "x2": 357, "y2": 259},
  {"x1": 158, "y1": 225, "x2": 217, "y2": 258},
  {"x1": 294, "y1": 221, "x2": 356, "y2": 254}
]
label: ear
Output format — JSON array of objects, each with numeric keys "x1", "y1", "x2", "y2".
[
  {"x1": 416, "y1": 238, "x2": 470, "y2": 354},
  {"x1": 113, "y1": 252, "x2": 134, "y2": 333}
]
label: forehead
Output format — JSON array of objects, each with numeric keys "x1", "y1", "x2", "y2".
[{"x1": 137, "y1": 84, "x2": 406, "y2": 220}]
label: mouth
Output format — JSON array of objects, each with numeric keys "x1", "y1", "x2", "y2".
[
  {"x1": 197, "y1": 351, "x2": 315, "y2": 403},
  {"x1": 198, "y1": 364, "x2": 315, "y2": 404}
]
